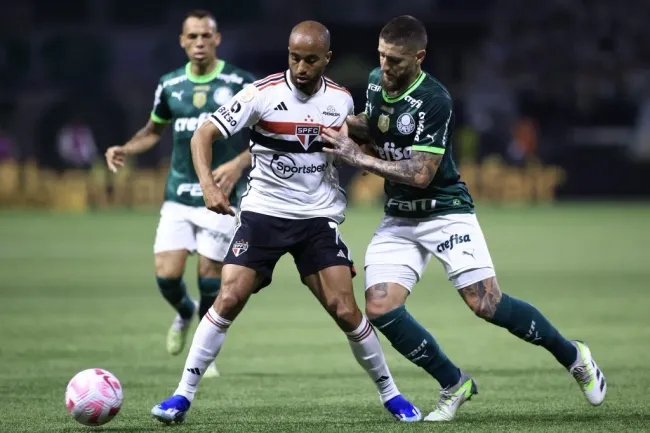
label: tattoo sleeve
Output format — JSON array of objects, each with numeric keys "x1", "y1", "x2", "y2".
[
  {"x1": 348, "y1": 114, "x2": 371, "y2": 141},
  {"x1": 458, "y1": 277, "x2": 502, "y2": 319},
  {"x1": 357, "y1": 150, "x2": 442, "y2": 188}
]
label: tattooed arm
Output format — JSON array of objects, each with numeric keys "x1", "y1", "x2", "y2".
[
  {"x1": 356, "y1": 150, "x2": 441, "y2": 188},
  {"x1": 321, "y1": 128, "x2": 441, "y2": 188},
  {"x1": 345, "y1": 113, "x2": 371, "y2": 142}
]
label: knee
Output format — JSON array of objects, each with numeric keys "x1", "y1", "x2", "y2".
[
  {"x1": 365, "y1": 284, "x2": 404, "y2": 320},
  {"x1": 213, "y1": 270, "x2": 252, "y2": 317},
  {"x1": 458, "y1": 277, "x2": 504, "y2": 320},
  {"x1": 326, "y1": 297, "x2": 361, "y2": 329},
  {"x1": 365, "y1": 298, "x2": 401, "y2": 320},
  {"x1": 215, "y1": 284, "x2": 245, "y2": 316},
  {"x1": 155, "y1": 254, "x2": 184, "y2": 279}
]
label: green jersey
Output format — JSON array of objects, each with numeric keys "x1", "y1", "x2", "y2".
[
  {"x1": 151, "y1": 60, "x2": 256, "y2": 207},
  {"x1": 364, "y1": 67, "x2": 474, "y2": 218}
]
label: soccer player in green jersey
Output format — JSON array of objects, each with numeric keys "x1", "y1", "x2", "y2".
[
  {"x1": 321, "y1": 15, "x2": 606, "y2": 421},
  {"x1": 105, "y1": 10, "x2": 255, "y2": 378}
]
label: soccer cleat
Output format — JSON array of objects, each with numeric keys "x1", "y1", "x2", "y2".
[
  {"x1": 167, "y1": 314, "x2": 192, "y2": 356},
  {"x1": 569, "y1": 340, "x2": 606, "y2": 406},
  {"x1": 203, "y1": 361, "x2": 220, "y2": 378},
  {"x1": 383, "y1": 394, "x2": 422, "y2": 422},
  {"x1": 423, "y1": 371, "x2": 478, "y2": 422},
  {"x1": 151, "y1": 395, "x2": 191, "y2": 425},
  {"x1": 166, "y1": 301, "x2": 197, "y2": 356}
]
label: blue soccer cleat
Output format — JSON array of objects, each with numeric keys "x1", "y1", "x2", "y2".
[
  {"x1": 151, "y1": 395, "x2": 191, "y2": 425},
  {"x1": 383, "y1": 394, "x2": 422, "y2": 422}
]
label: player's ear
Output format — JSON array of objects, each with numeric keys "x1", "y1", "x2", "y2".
[
  {"x1": 179, "y1": 34, "x2": 185, "y2": 49},
  {"x1": 415, "y1": 49, "x2": 426, "y2": 66},
  {"x1": 325, "y1": 51, "x2": 332, "y2": 64},
  {"x1": 214, "y1": 32, "x2": 222, "y2": 47}
]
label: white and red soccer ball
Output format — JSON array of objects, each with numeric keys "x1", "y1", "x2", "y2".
[{"x1": 65, "y1": 368, "x2": 123, "y2": 426}]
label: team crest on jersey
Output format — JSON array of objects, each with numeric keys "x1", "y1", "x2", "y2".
[
  {"x1": 214, "y1": 86, "x2": 234, "y2": 105},
  {"x1": 193, "y1": 91, "x2": 207, "y2": 108},
  {"x1": 378, "y1": 114, "x2": 390, "y2": 133},
  {"x1": 295, "y1": 125, "x2": 321, "y2": 149},
  {"x1": 397, "y1": 113, "x2": 416, "y2": 135},
  {"x1": 232, "y1": 239, "x2": 248, "y2": 257}
]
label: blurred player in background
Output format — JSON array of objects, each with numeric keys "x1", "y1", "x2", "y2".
[
  {"x1": 105, "y1": 10, "x2": 256, "y2": 378},
  {"x1": 151, "y1": 20, "x2": 421, "y2": 425},
  {"x1": 322, "y1": 15, "x2": 606, "y2": 422}
]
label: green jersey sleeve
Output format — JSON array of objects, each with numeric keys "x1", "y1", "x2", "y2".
[
  {"x1": 363, "y1": 67, "x2": 382, "y2": 117},
  {"x1": 150, "y1": 80, "x2": 172, "y2": 124},
  {"x1": 412, "y1": 97, "x2": 454, "y2": 155}
]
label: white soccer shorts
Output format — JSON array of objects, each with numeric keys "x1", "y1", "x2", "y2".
[
  {"x1": 153, "y1": 201, "x2": 237, "y2": 262},
  {"x1": 364, "y1": 213, "x2": 495, "y2": 291}
]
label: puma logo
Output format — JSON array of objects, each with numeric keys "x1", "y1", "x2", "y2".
[{"x1": 171, "y1": 90, "x2": 184, "y2": 101}]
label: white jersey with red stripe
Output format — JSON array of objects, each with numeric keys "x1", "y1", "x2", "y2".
[{"x1": 208, "y1": 70, "x2": 353, "y2": 223}]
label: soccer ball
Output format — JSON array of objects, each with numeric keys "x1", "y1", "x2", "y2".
[{"x1": 65, "y1": 368, "x2": 123, "y2": 426}]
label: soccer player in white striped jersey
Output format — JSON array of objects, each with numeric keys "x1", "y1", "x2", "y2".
[{"x1": 151, "y1": 20, "x2": 421, "y2": 425}]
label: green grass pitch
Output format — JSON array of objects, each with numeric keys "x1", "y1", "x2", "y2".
[{"x1": 1, "y1": 204, "x2": 649, "y2": 432}]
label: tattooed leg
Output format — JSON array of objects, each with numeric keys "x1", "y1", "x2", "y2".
[
  {"x1": 365, "y1": 280, "x2": 461, "y2": 388},
  {"x1": 459, "y1": 276, "x2": 578, "y2": 368},
  {"x1": 458, "y1": 276, "x2": 502, "y2": 319}
]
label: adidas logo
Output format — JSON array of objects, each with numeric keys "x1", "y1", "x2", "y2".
[
  {"x1": 337, "y1": 250, "x2": 346, "y2": 258},
  {"x1": 274, "y1": 101, "x2": 288, "y2": 111},
  {"x1": 186, "y1": 368, "x2": 201, "y2": 375},
  {"x1": 375, "y1": 375, "x2": 390, "y2": 384}
]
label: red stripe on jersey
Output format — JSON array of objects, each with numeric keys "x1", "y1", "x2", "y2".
[
  {"x1": 257, "y1": 119, "x2": 341, "y2": 135},
  {"x1": 258, "y1": 79, "x2": 285, "y2": 91},
  {"x1": 325, "y1": 78, "x2": 352, "y2": 96},
  {"x1": 253, "y1": 75, "x2": 284, "y2": 89},
  {"x1": 254, "y1": 72, "x2": 283, "y2": 84}
]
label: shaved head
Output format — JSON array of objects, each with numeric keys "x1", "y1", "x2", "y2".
[
  {"x1": 287, "y1": 21, "x2": 332, "y2": 95},
  {"x1": 289, "y1": 20, "x2": 331, "y2": 51}
]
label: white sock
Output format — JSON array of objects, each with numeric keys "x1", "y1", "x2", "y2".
[
  {"x1": 346, "y1": 316, "x2": 400, "y2": 403},
  {"x1": 174, "y1": 307, "x2": 231, "y2": 402}
]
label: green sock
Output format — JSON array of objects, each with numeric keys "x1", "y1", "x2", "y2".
[
  {"x1": 370, "y1": 305, "x2": 461, "y2": 389},
  {"x1": 156, "y1": 276, "x2": 194, "y2": 320},
  {"x1": 197, "y1": 277, "x2": 221, "y2": 319},
  {"x1": 488, "y1": 293, "x2": 578, "y2": 368}
]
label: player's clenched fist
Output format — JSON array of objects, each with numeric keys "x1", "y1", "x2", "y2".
[
  {"x1": 202, "y1": 185, "x2": 235, "y2": 216},
  {"x1": 105, "y1": 146, "x2": 127, "y2": 173}
]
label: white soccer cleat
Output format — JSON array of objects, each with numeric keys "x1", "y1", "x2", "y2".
[
  {"x1": 203, "y1": 361, "x2": 220, "y2": 378},
  {"x1": 423, "y1": 371, "x2": 478, "y2": 422},
  {"x1": 569, "y1": 340, "x2": 606, "y2": 406}
]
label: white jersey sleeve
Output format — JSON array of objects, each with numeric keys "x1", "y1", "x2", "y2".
[{"x1": 208, "y1": 85, "x2": 266, "y2": 138}]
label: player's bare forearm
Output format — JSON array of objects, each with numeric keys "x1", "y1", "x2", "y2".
[
  {"x1": 122, "y1": 119, "x2": 166, "y2": 154},
  {"x1": 356, "y1": 151, "x2": 441, "y2": 188},
  {"x1": 346, "y1": 113, "x2": 370, "y2": 141},
  {"x1": 191, "y1": 121, "x2": 224, "y2": 190},
  {"x1": 234, "y1": 148, "x2": 252, "y2": 170}
]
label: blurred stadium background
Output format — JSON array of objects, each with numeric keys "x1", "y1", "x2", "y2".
[{"x1": 1, "y1": 1, "x2": 649, "y2": 432}]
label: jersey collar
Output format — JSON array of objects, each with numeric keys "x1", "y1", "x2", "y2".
[
  {"x1": 185, "y1": 60, "x2": 225, "y2": 84},
  {"x1": 382, "y1": 70, "x2": 425, "y2": 103},
  {"x1": 284, "y1": 70, "x2": 325, "y2": 101}
]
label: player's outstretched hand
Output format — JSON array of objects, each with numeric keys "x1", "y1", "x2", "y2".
[
  {"x1": 321, "y1": 128, "x2": 363, "y2": 167},
  {"x1": 212, "y1": 158, "x2": 243, "y2": 197},
  {"x1": 105, "y1": 146, "x2": 127, "y2": 173},
  {"x1": 203, "y1": 185, "x2": 235, "y2": 216}
]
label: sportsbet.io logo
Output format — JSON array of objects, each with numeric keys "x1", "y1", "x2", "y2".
[
  {"x1": 270, "y1": 154, "x2": 328, "y2": 179},
  {"x1": 436, "y1": 233, "x2": 472, "y2": 253}
]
